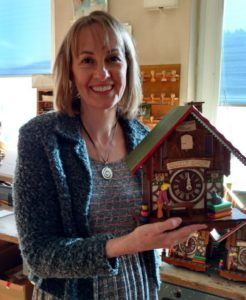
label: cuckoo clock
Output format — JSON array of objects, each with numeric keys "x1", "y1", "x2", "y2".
[
  {"x1": 126, "y1": 104, "x2": 246, "y2": 280},
  {"x1": 217, "y1": 222, "x2": 246, "y2": 281},
  {"x1": 126, "y1": 105, "x2": 246, "y2": 226}
]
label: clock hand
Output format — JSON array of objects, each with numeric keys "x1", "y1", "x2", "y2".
[{"x1": 186, "y1": 172, "x2": 192, "y2": 191}]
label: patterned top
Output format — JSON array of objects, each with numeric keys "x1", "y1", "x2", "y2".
[
  {"x1": 88, "y1": 158, "x2": 158, "y2": 300},
  {"x1": 32, "y1": 157, "x2": 158, "y2": 300}
]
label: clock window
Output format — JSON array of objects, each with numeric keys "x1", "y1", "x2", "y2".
[{"x1": 181, "y1": 134, "x2": 193, "y2": 150}]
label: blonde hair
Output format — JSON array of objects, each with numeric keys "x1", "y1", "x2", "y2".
[{"x1": 53, "y1": 10, "x2": 142, "y2": 119}]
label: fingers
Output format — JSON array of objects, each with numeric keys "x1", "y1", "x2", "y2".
[
  {"x1": 163, "y1": 223, "x2": 207, "y2": 248},
  {"x1": 154, "y1": 217, "x2": 182, "y2": 233},
  {"x1": 178, "y1": 223, "x2": 207, "y2": 234},
  {"x1": 132, "y1": 218, "x2": 183, "y2": 251},
  {"x1": 133, "y1": 220, "x2": 207, "y2": 252},
  {"x1": 172, "y1": 224, "x2": 207, "y2": 241}
]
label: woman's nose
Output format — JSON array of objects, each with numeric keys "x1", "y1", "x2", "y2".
[{"x1": 94, "y1": 63, "x2": 110, "y2": 80}]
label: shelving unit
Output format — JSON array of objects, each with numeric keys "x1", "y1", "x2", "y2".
[
  {"x1": 32, "y1": 74, "x2": 54, "y2": 116},
  {"x1": 139, "y1": 64, "x2": 181, "y2": 128},
  {"x1": 36, "y1": 89, "x2": 53, "y2": 115}
]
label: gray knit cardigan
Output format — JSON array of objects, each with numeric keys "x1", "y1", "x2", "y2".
[{"x1": 13, "y1": 112, "x2": 160, "y2": 299}]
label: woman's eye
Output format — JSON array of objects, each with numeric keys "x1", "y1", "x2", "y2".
[
  {"x1": 81, "y1": 57, "x2": 94, "y2": 64},
  {"x1": 108, "y1": 55, "x2": 121, "y2": 63}
]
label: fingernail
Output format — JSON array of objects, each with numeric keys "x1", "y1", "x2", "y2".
[{"x1": 171, "y1": 218, "x2": 182, "y2": 227}]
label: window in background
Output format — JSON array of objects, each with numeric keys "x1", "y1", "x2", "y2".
[
  {"x1": 0, "y1": 1, "x2": 51, "y2": 178},
  {"x1": 0, "y1": 77, "x2": 36, "y2": 177},
  {"x1": 219, "y1": 0, "x2": 246, "y2": 105},
  {"x1": 0, "y1": 0, "x2": 51, "y2": 76},
  {"x1": 216, "y1": 0, "x2": 246, "y2": 191}
]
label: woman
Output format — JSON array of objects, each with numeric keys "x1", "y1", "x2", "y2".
[{"x1": 14, "y1": 11, "x2": 206, "y2": 300}]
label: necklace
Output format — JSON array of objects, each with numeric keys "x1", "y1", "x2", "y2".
[{"x1": 80, "y1": 119, "x2": 118, "y2": 180}]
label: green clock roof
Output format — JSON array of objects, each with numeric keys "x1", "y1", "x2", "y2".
[{"x1": 126, "y1": 105, "x2": 246, "y2": 174}]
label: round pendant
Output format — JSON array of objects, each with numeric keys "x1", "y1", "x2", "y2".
[{"x1": 102, "y1": 166, "x2": 113, "y2": 180}]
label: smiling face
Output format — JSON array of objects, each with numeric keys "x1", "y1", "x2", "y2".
[{"x1": 71, "y1": 23, "x2": 127, "y2": 113}]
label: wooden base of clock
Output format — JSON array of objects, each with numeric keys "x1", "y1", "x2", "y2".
[
  {"x1": 149, "y1": 208, "x2": 246, "y2": 228},
  {"x1": 162, "y1": 257, "x2": 207, "y2": 272},
  {"x1": 218, "y1": 269, "x2": 246, "y2": 282}
]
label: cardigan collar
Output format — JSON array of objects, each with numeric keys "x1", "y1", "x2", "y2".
[
  {"x1": 54, "y1": 113, "x2": 81, "y2": 143},
  {"x1": 53, "y1": 112, "x2": 148, "y2": 152}
]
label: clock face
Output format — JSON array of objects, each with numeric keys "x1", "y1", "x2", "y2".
[
  {"x1": 169, "y1": 169, "x2": 205, "y2": 203},
  {"x1": 179, "y1": 236, "x2": 197, "y2": 255},
  {"x1": 238, "y1": 248, "x2": 246, "y2": 267}
]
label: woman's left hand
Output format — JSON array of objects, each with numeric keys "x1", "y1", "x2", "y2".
[{"x1": 105, "y1": 218, "x2": 207, "y2": 257}]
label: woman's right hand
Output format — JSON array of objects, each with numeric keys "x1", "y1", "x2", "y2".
[{"x1": 106, "y1": 218, "x2": 207, "y2": 258}]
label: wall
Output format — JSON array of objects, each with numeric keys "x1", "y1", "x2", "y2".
[
  {"x1": 53, "y1": 0, "x2": 197, "y2": 102},
  {"x1": 52, "y1": 0, "x2": 73, "y2": 64}
]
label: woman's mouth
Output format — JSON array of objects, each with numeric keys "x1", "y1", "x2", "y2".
[{"x1": 91, "y1": 85, "x2": 113, "y2": 92}]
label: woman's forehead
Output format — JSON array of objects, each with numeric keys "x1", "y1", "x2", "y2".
[{"x1": 74, "y1": 23, "x2": 124, "y2": 55}]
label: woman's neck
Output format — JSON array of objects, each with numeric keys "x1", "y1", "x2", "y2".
[
  {"x1": 80, "y1": 106, "x2": 127, "y2": 163},
  {"x1": 80, "y1": 107, "x2": 118, "y2": 145}
]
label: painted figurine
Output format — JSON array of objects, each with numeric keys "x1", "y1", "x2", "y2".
[{"x1": 156, "y1": 183, "x2": 170, "y2": 219}]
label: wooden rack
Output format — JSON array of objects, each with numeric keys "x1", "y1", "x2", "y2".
[{"x1": 139, "y1": 64, "x2": 181, "y2": 128}]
